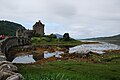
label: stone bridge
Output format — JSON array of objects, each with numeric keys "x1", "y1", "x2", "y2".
[
  {"x1": 0, "y1": 37, "x2": 30, "y2": 80},
  {"x1": 0, "y1": 37, "x2": 30, "y2": 61}
]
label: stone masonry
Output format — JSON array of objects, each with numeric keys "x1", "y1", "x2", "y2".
[{"x1": 16, "y1": 20, "x2": 45, "y2": 38}]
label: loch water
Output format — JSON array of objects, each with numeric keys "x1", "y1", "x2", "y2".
[{"x1": 12, "y1": 40, "x2": 120, "y2": 63}]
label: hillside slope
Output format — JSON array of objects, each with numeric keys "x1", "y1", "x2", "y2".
[
  {"x1": 86, "y1": 34, "x2": 120, "y2": 45},
  {"x1": 0, "y1": 20, "x2": 25, "y2": 36}
]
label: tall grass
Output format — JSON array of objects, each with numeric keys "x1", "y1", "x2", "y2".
[
  {"x1": 17, "y1": 59, "x2": 120, "y2": 80},
  {"x1": 23, "y1": 73, "x2": 69, "y2": 80},
  {"x1": 20, "y1": 71, "x2": 104, "y2": 80}
]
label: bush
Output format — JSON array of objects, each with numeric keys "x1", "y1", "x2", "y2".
[{"x1": 48, "y1": 34, "x2": 57, "y2": 39}]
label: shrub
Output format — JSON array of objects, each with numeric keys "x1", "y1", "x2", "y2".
[{"x1": 63, "y1": 33, "x2": 70, "y2": 41}]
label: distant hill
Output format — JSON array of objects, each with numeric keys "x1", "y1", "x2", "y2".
[
  {"x1": 85, "y1": 34, "x2": 120, "y2": 45},
  {"x1": 55, "y1": 34, "x2": 63, "y2": 38},
  {"x1": 0, "y1": 20, "x2": 25, "y2": 36}
]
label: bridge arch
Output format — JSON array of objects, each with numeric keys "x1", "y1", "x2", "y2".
[{"x1": 0, "y1": 37, "x2": 30, "y2": 60}]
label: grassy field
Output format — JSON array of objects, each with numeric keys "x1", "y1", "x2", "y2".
[
  {"x1": 17, "y1": 58, "x2": 120, "y2": 80},
  {"x1": 31, "y1": 37, "x2": 99, "y2": 46},
  {"x1": 31, "y1": 37, "x2": 82, "y2": 46}
]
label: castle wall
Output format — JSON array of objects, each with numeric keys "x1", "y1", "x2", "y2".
[{"x1": 16, "y1": 20, "x2": 45, "y2": 38}]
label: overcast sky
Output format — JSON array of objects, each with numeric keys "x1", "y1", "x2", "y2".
[{"x1": 0, "y1": 0, "x2": 120, "y2": 39}]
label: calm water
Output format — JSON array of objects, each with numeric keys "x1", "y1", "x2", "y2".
[
  {"x1": 44, "y1": 51, "x2": 64, "y2": 58},
  {"x1": 12, "y1": 41, "x2": 120, "y2": 63},
  {"x1": 12, "y1": 51, "x2": 64, "y2": 63},
  {"x1": 69, "y1": 41, "x2": 120, "y2": 54}
]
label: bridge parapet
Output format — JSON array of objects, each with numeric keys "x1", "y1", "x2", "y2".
[{"x1": 0, "y1": 37, "x2": 30, "y2": 55}]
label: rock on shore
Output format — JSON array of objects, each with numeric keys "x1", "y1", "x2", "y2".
[{"x1": 0, "y1": 61, "x2": 24, "y2": 80}]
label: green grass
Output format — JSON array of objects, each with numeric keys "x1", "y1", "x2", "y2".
[
  {"x1": 16, "y1": 59, "x2": 120, "y2": 80},
  {"x1": 31, "y1": 37, "x2": 82, "y2": 46}
]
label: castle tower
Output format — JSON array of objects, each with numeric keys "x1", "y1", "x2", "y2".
[{"x1": 33, "y1": 20, "x2": 45, "y2": 36}]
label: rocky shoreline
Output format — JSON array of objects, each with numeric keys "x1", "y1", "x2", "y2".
[{"x1": 0, "y1": 51, "x2": 24, "y2": 80}]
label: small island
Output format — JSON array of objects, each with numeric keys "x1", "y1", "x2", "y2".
[{"x1": 16, "y1": 20, "x2": 82, "y2": 46}]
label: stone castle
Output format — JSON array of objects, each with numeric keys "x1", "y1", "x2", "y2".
[{"x1": 16, "y1": 20, "x2": 45, "y2": 38}]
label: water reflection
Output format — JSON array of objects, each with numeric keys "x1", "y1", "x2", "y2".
[
  {"x1": 12, "y1": 55, "x2": 36, "y2": 63},
  {"x1": 44, "y1": 51, "x2": 64, "y2": 58},
  {"x1": 12, "y1": 51, "x2": 64, "y2": 63}
]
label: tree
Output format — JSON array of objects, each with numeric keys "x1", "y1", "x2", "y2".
[
  {"x1": 63, "y1": 33, "x2": 70, "y2": 41},
  {"x1": 0, "y1": 20, "x2": 25, "y2": 36}
]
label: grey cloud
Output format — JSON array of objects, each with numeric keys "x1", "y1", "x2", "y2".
[
  {"x1": 0, "y1": 0, "x2": 120, "y2": 38},
  {"x1": 52, "y1": 4, "x2": 77, "y2": 18}
]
